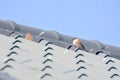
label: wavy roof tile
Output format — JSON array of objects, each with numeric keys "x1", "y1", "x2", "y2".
[{"x1": 0, "y1": 20, "x2": 120, "y2": 80}]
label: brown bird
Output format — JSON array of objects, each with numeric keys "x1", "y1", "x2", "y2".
[
  {"x1": 25, "y1": 32, "x2": 33, "y2": 41},
  {"x1": 72, "y1": 37, "x2": 87, "y2": 51}
]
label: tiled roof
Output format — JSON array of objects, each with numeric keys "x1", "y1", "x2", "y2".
[
  {"x1": 0, "y1": 20, "x2": 120, "y2": 60},
  {"x1": 0, "y1": 20, "x2": 120, "y2": 80}
]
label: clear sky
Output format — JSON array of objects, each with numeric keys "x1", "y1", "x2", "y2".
[{"x1": 0, "y1": 0, "x2": 120, "y2": 47}]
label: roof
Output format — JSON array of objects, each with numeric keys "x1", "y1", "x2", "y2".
[
  {"x1": 0, "y1": 20, "x2": 120, "y2": 60},
  {"x1": 0, "y1": 20, "x2": 120, "y2": 80}
]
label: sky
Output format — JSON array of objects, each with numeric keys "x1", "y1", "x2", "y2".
[{"x1": 0, "y1": 0, "x2": 120, "y2": 47}]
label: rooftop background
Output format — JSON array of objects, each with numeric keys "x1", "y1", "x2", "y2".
[{"x1": 0, "y1": 0, "x2": 120, "y2": 47}]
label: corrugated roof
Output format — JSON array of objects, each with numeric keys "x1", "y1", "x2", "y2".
[
  {"x1": 0, "y1": 33, "x2": 120, "y2": 80},
  {"x1": 0, "y1": 20, "x2": 120, "y2": 80},
  {"x1": 0, "y1": 20, "x2": 120, "y2": 60}
]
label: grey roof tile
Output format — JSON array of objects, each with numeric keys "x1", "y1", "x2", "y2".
[
  {"x1": 0, "y1": 37, "x2": 119, "y2": 79},
  {"x1": 0, "y1": 20, "x2": 120, "y2": 60},
  {"x1": 0, "y1": 71, "x2": 16, "y2": 80},
  {"x1": 0, "y1": 20, "x2": 120, "y2": 80}
]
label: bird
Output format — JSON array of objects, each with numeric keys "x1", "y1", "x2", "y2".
[
  {"x1": 25, "y1": 32, "x2": 33, "y2": 41},
  {"x1": 72, "y1": 37, "x2": 87, "y2": 51}
]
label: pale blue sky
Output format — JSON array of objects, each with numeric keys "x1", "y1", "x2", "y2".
[{"x1": 0, "y1": 0, "x2": 120, "y2": 47}]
